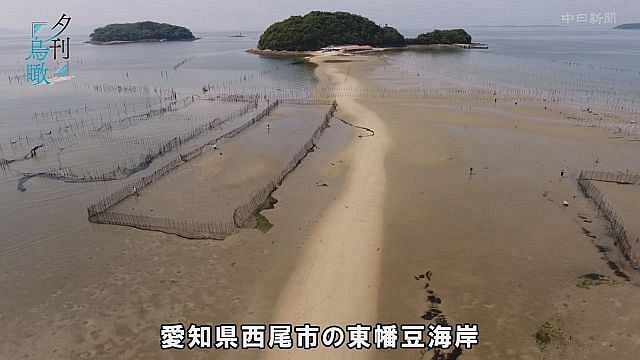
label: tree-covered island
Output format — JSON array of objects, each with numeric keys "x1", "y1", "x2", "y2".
[
  {"x1": 255, "y1": 11, "x2": 474, "y2": 52},
  {"x1": 89, "y1": 21, "x2": 196, "y2": 44},
  {"x1": 407, "y1": 29, "x2": 472, "y2": 45},
  {"x1": 257, "y1": 11, "x2": 406, "y2": 51}
]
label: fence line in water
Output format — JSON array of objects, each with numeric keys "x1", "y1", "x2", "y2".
[
  {"x1": 577, "y1": 171, "x2": 640, "y2": 269},
  {"x1": 89, "y1": 209, "x2": 236, "y2": 239},
  {"x1": 9, "y1": 85, "x2": 638, "y2": 188},
  {"x1": 87, "y1": 101, "x2": 338, "y2": 239},
  {"x1": 233, "y1": 100, "x2": 337, "y2": 226},
  {"x1": 309, "y1": 86, "x2": 639, "y2": 139},
  {"x1": 9, "y1": 95, "x2": 320, "y2": 188},
  {"x1": 4, "y1": 94, "x2": 263, "y2": 165},
  {"x1": 204, "y1": 83, "x2": 639, "y2": 128},
  {"x1": 87, "y1": 100, "x2": 279, "y2": 214},
  {"x1": 2, "y1": 93, "x2": 192, "y2": 157},
  {"x1": 31, "y1": 98, "x2": 259, "y2": 183},
  {"x1": 7, "y1": 80, "x2": 636, "y2": 162},
  {"x1": 578, "y1": 170, "x2": 640, "y2": 185}
]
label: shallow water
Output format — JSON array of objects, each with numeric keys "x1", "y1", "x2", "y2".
[
  {"x1": 0, "y1": 31, "x2": 318, "y2": 251},
  {"x1": 384, "y1": 27, "x2": 640, "y2": 116}
]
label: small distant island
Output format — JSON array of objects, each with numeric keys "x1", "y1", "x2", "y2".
[
  {"x1": 89, "y1": 21, "x2": 197, "y2": 44},
  {"x1": 251, "y1": 11, "x2": 480, "y2": 55},
  {"x1": 614, "y1": 23, "x2": 640, "y2": 30},
  {"x1": 407, "y1": 29, "x2": 472, "y2": 45}
]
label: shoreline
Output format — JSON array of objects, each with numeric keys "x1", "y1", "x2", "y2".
[
  {"x1": 246, "y1": 43, "x2": 488, "y2": 58},
  {"x1": 245, "y1": 48, "x2": 316, "y2": 58},
  {"x1": 86, "y1": 38, "x2": 200, "y2": 45}
]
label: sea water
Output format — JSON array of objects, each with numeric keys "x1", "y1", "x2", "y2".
[
  {"x1": 387, "y1": 27, "x2": 640, "y2": 114},
  {"x1": 0, "y1": 31, "x2": 316, "y2": 251}
]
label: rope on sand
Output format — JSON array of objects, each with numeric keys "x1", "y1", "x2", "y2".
[{"x1": 332, "y1": 116, "x2": 375, "y2": 137}]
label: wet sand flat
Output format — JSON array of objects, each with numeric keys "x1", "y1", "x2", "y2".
[
  {"x1": 592, "y1": 180, "x2": 640, "y2": 255},
  {"x1": 0, "y1": 106, "x2": 354, "y2": 360},
  {"x1": 374, "y1": 98, "x2": 640, "y2": 359},
  {"x1": 340, "y1": 57, "x2": 640, "y2": 359},
  {"x1": 259, "y1": 55, "x2": 640, "y2": 360},
  {"x1": 112, "y1": 105, "x2": 329, "y2": 223},
  {"x1": 3, "y1": 53, "x2": 640, "y2": 360}
]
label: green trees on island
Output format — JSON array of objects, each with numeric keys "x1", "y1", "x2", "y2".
[
  {"x1": 89, "y1": 14, "x2": 472, "y2": 48},
  {"x1": 257, "y1": 11, "x2": 473, "y2": 51},
  {"x1": 257, "y1": 11, "x2": 406, "y2": 51},
  {"x1": 407, "y1": 29, "x2": 472, "y2": 45},
  {"x1": 89, "y1": 21, "x2": 195, "y2": 42}
]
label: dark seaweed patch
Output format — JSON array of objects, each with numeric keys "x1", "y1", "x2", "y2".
[
  {"x1": 431, "y1": 348, "x2": 463, "y2": 360},
  {"x1": 421, "y1": 308, "x2": 441, "y2": 321},
  {"x1": 606, "y1": 259, "x2": 630, "y2": 281}
]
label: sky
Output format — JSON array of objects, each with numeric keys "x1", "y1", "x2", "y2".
[{"x1": 1, "y1": 0, "x2": 639, "y2": 33}]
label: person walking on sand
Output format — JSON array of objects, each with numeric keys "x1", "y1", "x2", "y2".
[
  {"x1": 561, "y1": 169, "x2": 565, "y2": 178},
  {"x1": 469, "y1": 167, "x2": 473, "y2": 176},
  {"x1": 133, "y1": 186, "x2": 139, "y2": 197}
]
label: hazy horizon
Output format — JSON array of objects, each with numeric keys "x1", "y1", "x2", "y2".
[{"x1": 1, "y1": 0, "x2": 638, "y2": 33}]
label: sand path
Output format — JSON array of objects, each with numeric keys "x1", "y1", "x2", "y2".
[{"x1": 262, "y1": 58, "x2": 390, "y2": 359}]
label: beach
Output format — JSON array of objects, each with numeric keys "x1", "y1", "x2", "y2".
[
  {"x1": 2, "y1": 49, "x2": 640, "y2": 360},
  {"x1": 259, "y1": 54, "x2": 640, "y2": 359}
]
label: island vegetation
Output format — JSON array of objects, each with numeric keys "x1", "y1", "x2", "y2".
[
  {"x1": 406, "y1": 29, "x2": 472, "y2": 45},
  {"x1": 257, "y1": 11, "x2": 406, "y2": 51},
  {"x1": 89, "y1": 21, "x2": 196, "y2": 44},
  {"x1": 614, "y1": 23, "x2": 640, "y2": 30}
]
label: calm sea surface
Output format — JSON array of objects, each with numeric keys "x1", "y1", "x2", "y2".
[{"x1": 393, "y1": 27, "x2": 640, "y2": 96}]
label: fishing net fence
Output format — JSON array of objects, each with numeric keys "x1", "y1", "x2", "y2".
[
  {"x1": 27, "y1": 98, "x2": 260, "y2": 183},
  {"x1": 578, "y1": 170, "x2": 640, "y2": 269},
  {"x1": 86, "y1": 100, "x2": 337, "y2": 239}
]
